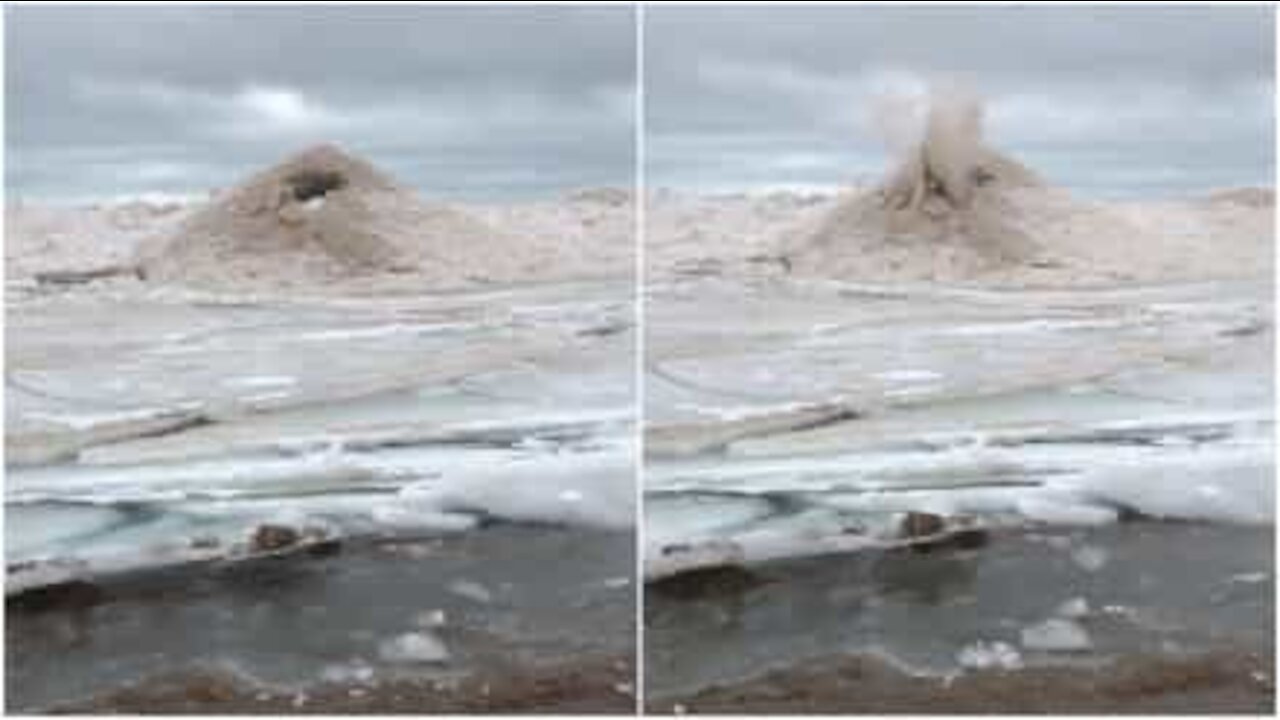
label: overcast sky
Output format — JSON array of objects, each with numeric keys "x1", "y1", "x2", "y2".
[
  {"x1": 8, "y1": 6, "x2": 1274, "y2": 202},
  {"x1": 7, "y1": 5, "x2": 635, "y2": 202},
  {"x1": 647, "y1": 5, "x2": 1274, "y2": 198}
]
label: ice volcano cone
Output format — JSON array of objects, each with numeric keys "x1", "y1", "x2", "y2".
[
  {"x1": 788, "y1": 89, "x2": 1048, "y2": 281},
  {"x1": 135, "y1": 144, "x2": 523, "y2": 289}
]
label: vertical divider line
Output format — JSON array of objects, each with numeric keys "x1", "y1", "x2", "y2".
[
  {"x1": 1271, "y1": 3, "x2": 1279, "y2": 683},
  {"x1": 633, "y1": 1, "x2": 647, "y2": 714},
  {"x1": 0, "y1": 6, "x2": 8, "y2": 714}
]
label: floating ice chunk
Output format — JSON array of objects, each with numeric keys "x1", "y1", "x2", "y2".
[
  {"x1": 1055, "y1": 597, "x2": 1090, "y2": 619},
  {"x1": 1071, "y1": 545, "x2": 1109, "y2": 572},
  {"x1": 645, "y1": 538, "x2": 746, "y2": 580},
  {"x1": 957, "y1": 640, "x2": 1023, "y2": 670},
  {"x1": 1229, "y1": 571, "x2": 1268, "y2": 584},
  {"x1": 1101, "y1": 604, "x2": 1128, "y2": 614},
  {"x1": 1044, "y1": 536, "x2": 1074, "y2": 551},
  {"x1": 1067, "y1": 444, "x2": 1273, "y2": 524},
  {"x1": 1021, "y1": 618, "x2": 1092, "y2": 652},
  {"x1": 448, "y1": 579, "x2": 493, "y2": 604},
  {"x1": 378, "y1": 631, "x2": 449, "y2": 664},
  {"x1": 414, "y1": 609, "x2": 447, "y2": 628},
  {"x1": 643, "y1": 519, "x2": 895, "y2": 579},
  {"x1": 321, "y1": 659, "x2": 375, "y2": 684},
  {"x1": 400, "y1": 451, "x2": 635, "y2": 529}
]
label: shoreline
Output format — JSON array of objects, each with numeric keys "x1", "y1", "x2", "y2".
[
  {"x1": 647, "y1": 648, "x2": 1273, "y2": 714},
  {"x1": 46, "y1": 654, "x2": 636, "y2": 715}
]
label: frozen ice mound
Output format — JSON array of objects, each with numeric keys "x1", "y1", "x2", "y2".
[{"x1": 134, "y1": 144, "x2": 549, "y2": 291}]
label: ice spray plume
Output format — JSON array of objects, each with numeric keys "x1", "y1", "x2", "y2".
[
  {"x1": 875, "y1": 81, "x2": 1020, "y2": 212},
  {"x1": 786, "y1": 81, "x2": 1047, "y2": 281}
]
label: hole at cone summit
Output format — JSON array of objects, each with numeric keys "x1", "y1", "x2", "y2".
[{"x1": 285, "y1": 169, "x2": 348, "y2": 202}]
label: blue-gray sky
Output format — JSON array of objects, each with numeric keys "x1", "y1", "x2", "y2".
[
  {"x1": 7, "y1": 5, "x2": 635, "y2": 202},
  {"x1": 647, "y1": 5, "x2": 1274, "y2": 198}
]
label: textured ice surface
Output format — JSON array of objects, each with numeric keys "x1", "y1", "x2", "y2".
[
  {"x1": 645, "y1": 277, "x2": 1273, "y2": 574},
  {"x1": 7, "y1": 280, "x2": 635, "y2": 592}
]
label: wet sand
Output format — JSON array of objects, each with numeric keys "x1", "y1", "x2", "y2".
[
  {"x1": 54, "y1": 656, "x2": 635, "y2": 714},
  {"x1": 647, "y1": 649, "x2": 1272, "y2": 714}
]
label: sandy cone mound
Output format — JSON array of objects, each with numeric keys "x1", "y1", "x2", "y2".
[
  {"x1": 135, "y1": 144, "x2": 532, "y2": 290},
  {"x1": 788, "y1": 90, "x2": 1050, "y2": 281}
]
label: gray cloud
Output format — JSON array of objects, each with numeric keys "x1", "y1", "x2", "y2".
[
  {"x1": 8, "y1": 5, "x2": 635, "y2": 201},
  {"x1": 8, "y1": 6, "x2": 1274, "y2": 201},
  {"x1": 647, "y1": 5, "x2": 1274, "y2": 197}
]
